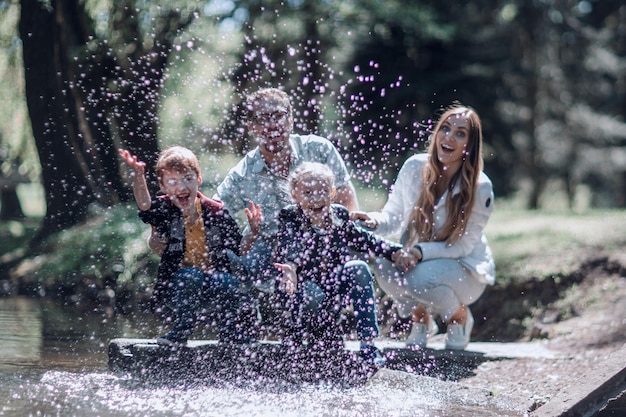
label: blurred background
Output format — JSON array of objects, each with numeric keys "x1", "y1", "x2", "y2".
[{"x1": 0, "y1": 0, "x2": 625, "y2": 303}]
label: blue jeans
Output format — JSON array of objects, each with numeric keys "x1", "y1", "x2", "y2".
[
  {"x1": 164, "y1": 267, "x2": 240, "y2": 342},
  {"x1": 292, "y1": 260, "x2": 380, "y2": 341},
  {"x1": 227, "y1": 236, "x2": 276, "y2": 293}
]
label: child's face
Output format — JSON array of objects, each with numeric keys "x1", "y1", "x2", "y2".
[
  {"x1": 292, "y1": 175, "x2": 334, "y2": 225},
  {"x1": 159, "y1": 168, "x2": 201, "y2": 214}
]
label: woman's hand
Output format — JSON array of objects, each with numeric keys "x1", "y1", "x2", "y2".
[
  {"x1": 392, "y1": 247, "x2": 422, "y2": 271},
  {"x1": 350, "y1": 210, "x2": 378, "y2": 229},
  {"x1": 274, "y1": 262, "x2": 298, "y2": 294}
]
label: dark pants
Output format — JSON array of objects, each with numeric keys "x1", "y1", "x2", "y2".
[
  {"x1": 282, "y1": 260, "x2": 380, "y2": 343},
  {"x1": 164, "y1": 267, "x2": 241, "y2": 342}
]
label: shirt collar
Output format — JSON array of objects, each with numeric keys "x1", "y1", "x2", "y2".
[{"x1": 250, "y1": 137, "x2": 296, "y2": 174}]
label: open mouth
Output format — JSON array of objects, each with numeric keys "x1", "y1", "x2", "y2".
[
  {"x1": 441, "y1": 143, "x2": 455, "y2": 154},
  {"x1": 305, "y1": 205, "x2": 325, "y2": 215},
  {"x1": 175, "y1": 194, "x2": 191, "y2": 206},
  {"x1": 263, "y1": 138, "x2": 285, "y2": 153}
]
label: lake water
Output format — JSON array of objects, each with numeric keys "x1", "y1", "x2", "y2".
[{"x1": 0, "y1": 296, "x2": 524, "y2": 416}]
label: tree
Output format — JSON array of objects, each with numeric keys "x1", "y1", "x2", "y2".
[
  {"x1": 0, "y1": 2, "x2": 33, "y2": 221},
  {"x1": 19, "y1": 0, "x2": 194, "y2": 243}
]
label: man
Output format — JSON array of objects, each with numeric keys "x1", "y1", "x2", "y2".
[
  {"x1": 151, "y1": 88, "x2": 358, "y2": 285},
  {"x1": 214, "y1": 88, "x2": 359, "y2": 286}
]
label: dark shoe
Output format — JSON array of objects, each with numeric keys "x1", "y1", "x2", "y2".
[
  {"x1": 359, "y1": 344, "x2": 386, "y2": 367},
  {"x1": 156, "y1": 332, "x2": 188, "y2": 346},
  {"x1": 219, "y1": 334, "x2": 257, "y2": 345}
]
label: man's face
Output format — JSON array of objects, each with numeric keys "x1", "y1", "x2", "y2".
[{"x1": 248, "y1": 97, "x2": 293, "y2": 155}]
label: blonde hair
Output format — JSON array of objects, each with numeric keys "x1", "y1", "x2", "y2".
[
  {"x1": 288, "y1": 162, "x2": 335, "y2": 197},
  {"x1": 155, "y1": 146, "x2": 201, "y2": 184},
  {"x1": 406, "y1": 104, "x2": 484, "y2": 246}
]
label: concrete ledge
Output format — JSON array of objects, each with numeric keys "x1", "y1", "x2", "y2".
[
  {"x1": 109, "y1": 337, "x2": 563, "y2": 386},
  {"x1": 530, "y1": 342, "x2": 626, "y2": 417}
]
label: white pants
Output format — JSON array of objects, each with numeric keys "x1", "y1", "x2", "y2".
[{"x1": 374, "y1": 258, "x2": 486, "y2": 322}]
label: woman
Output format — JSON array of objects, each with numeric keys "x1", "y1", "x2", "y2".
[{"x1": 352, "y1": 104, "x2": 495, "y2": 350}]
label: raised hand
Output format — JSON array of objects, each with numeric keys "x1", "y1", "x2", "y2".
[
  {"x1": 274, "y1": 262, "x2": 298, "y2": 294},
  {"x1": 117, "y1": 148, "x2": 151, "y2": 211},
  {"x1": 118, "y1": 148, "x2": 146, "y2": 177},
  {"x1": 244, "y1": 201, "x2": 263, "y2": 237}
]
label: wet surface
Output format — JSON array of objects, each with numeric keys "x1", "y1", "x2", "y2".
[{"x1": 0, "y1": 296, "x2": 528, "y2": 416}]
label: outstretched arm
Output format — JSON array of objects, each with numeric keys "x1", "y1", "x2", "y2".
[{"x1": 118, "y1": 149, "x2": 151, "y2": 211}]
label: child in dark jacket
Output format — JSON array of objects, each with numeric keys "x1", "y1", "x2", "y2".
[
  {"x1": 118, "y1": 146, "x2": 246, "y2": 346},
  {"x1": 271, "y1": 162, "x2": 413, "y2": 366}
]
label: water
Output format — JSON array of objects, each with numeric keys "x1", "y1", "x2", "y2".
[{"x1": 0, "y1": 297, "x2": 524, "y2": 417}]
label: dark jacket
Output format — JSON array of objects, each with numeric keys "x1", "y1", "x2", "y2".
[
  {"x1": 274, "y1": 204, "x2": 402, "y2": 297},
  {"x1": 139, "y1": 192, "x2": 242, "y2": 304}
]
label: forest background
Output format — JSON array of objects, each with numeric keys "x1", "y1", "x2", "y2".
[{"x1": 0, "y1": 0, "x2": 625, "y2": 318}]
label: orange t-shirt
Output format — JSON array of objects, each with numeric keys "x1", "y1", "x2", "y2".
[{"x1": 182, "y1": 199, "x2": 213, "y2": 273}]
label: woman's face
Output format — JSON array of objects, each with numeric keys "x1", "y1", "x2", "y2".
[{"x1": 434, "y1": 113, "x2": 471, "y2": 173}]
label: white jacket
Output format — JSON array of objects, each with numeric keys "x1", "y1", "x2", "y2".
[{"x1": 369, "y1": 153, "x2": 496, "y2": 285}]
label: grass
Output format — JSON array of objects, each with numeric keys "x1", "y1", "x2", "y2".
[
  {"x1": 4, "y1": 167, "x2": 626, "y2": 294},
  {"x1": 485, "y1": 208, "x2": 626, "y2": 283}
]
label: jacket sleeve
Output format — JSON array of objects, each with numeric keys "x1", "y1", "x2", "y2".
[
  {"x1": 274, "y1": 207, "x2": 303, "y2": 269},
  {"x1": 419, "y1": 180, "x2": 494, "y2": 260},
  {"x1": 367, "y1": 156, "x2": 420, "y2": 238},
  {"x1": 338, "y1": 205, "x2": 402, "y2": 260},
  {"x1": 138, "y1": 197, "x2": 170, "y2": 237},
  {"x1": 207, "y1": 208, "x2": 243, "y2": 271}
]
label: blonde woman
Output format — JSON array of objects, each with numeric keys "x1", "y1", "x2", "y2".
[{"x1": 352, "y1": 104, "x2": 495, "y2": 350}]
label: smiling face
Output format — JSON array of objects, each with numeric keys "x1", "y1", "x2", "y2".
[
  {"x1": 247, "y1": 91, "x2": 293, "y2": 156},
  {"x1": 433, "y1": 112, "x2": 471, "y2": 174},
  {"x1": 291, "y1": 174, "x2": 334, "y2": 227},
  {"x1": 159, "y1": 168, "x2": 201, "y2": 215}
]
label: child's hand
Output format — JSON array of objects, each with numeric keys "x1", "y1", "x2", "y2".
[
  {"x1": 274, "y1": 262, "x2": 298, "y2": 294},
  {"x1": 392, "y1": 248, "x2": 422, "y2": 271},
  {"x1": 244, "y1": 201, "x2": 263, "y2": 236},
  {"x1": 118, "y1": 148, "x2": 146, "y2": 176}
]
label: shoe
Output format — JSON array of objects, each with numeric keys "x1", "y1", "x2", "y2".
[
  {"x1": 220, "y1": 335, "x2": 257, "y2": 345},
  {"x1": 156, "y1": 332, "x2": 188, "y2": 346},
  {"x1": 406, "y1": 316, "x2": 439, "y2": 349},
  {"x1": 445, "y1": 309, "x2": 474, "y2": 350},
  {"x1": 359, "y1": 344, "x2": 386, "y2": 367}
]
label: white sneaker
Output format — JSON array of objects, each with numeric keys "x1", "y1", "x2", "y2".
[
  {"x1": 445, "y1": 309, "x2": 474, "y2": 350},
  {"x1": 406, "y1": 317, "x2": 439, "y2": 349}
]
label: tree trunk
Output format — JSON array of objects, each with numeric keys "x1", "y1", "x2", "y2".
[
  {"x1": 0, "y1": 187, "x2": 24, "y2": 220},
  {"x1": 20, "y1": 0, "x2": 96, "y2": 241},
  {"x1": 19, "y1": 0, "x2": 195, "y2": 243}
]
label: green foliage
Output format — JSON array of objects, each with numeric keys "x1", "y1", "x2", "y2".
[
  {"x1": 0, "y1": 219, "x2": 38, "y2": 255},
  {"x1": 33, "y1": 205, "x2": 157, "y2": 289}
]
